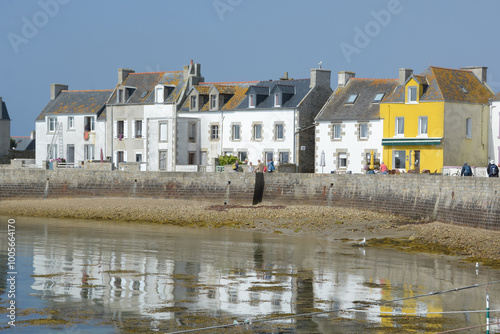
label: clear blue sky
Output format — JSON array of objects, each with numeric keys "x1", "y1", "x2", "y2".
[{"x1": 1, "y1": 0, "x2": 500, "y2": 136}]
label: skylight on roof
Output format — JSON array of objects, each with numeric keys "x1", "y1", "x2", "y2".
[
  {"x1": 140, "y1": 91, "x2": 148, "y2": 98},
  {"x1": 346, "y1": 94, "x2": 358, "y2": 104},
  {"x1": 459, "y1": 85, "x2": 468, "y2": 94},
  {"x1": 373, "y1": 93, "x2": 385, "y2": 103}
]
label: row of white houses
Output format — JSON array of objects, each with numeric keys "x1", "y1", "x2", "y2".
[
  {"x1": 35, "y1": 61, "x2": 332, "y2": 172},
  {"x1": 35, "y1": 61, "x2": 500, "y2": 173}
]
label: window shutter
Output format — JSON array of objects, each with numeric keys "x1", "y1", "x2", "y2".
[
  {"x1": 113, "y1": 121, "x2": 117, "y2": 139},
  {"x1": 124, "y1": 121, "x2": 128, "y2": 139},
  {"x1": 142, "y1": 121, "x2": 145, "y2": 138},
  {"x1": 124, "y1": 151, "x2": 128, "y2": 162},
  {"x1": 132, "y1": 121, "x2": 136, "y2": 138}
]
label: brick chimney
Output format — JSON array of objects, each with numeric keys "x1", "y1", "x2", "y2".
[
  {"x1": 461, "y1": 66, "x2": 488, "y2": 84},
  {"x1": 51, "y1": 84, "x2": 68, "y2": 100},
  {"x1": 338, "y1": 71, "x2": 355, "y2": 87},
  {"x1": 310, "y1": 68, "x2": 331, "y2": 88},
  {"x1": 399, "y1": 68, "x2": 413, "y2": 85},
  {"x1": 118, "y1": 68, "x2": 135, "y2": 85}
]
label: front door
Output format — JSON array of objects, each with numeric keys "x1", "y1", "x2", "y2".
[
  {"x1": 414, "y1": 150, "x2": 420, "y2": 173},
  {"x1": 67, "y1": 145, "x2": 75, "y2": 163}
]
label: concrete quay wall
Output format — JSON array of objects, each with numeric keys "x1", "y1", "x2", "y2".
[{"x1": 0, "y1": 169, "x2": 499, "y2": 230}]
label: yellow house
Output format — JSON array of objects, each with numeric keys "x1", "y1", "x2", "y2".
[{"x1": 380, "y1": 66, "x2": 493, "y2": 173}]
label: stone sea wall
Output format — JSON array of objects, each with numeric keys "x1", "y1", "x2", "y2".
[{"x1": 0, "y1": 169, "x2": 499, "y2": 230}]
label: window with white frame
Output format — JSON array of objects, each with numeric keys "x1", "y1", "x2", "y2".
[
  {"x1": 47, "y1": 144, "x2": 57, "y2": 160},
  {"x1": 210, "y1": 95, "x2": 217, "y2": 110},
  {"x1": 232, "y1": 124, "x2": 240, "y2": 141},
  {"x1": 84, "y1": 144, "x2": 94, "y2": 161},
  {"x1": 190, "y1": 95, "x2": 197, "y2": 110},
  {"x1": 407, "y1": 86, "x2": 417, "y2": 103},
  {"x1": 275, "y1": 123, "x2": 284, "y2": 140},
  {"x1": 238, "y1": 151, "x2": 247, "y2": 162},
  {"x1": 136, "y1": 153, "x2": 142, "y2": 162},
  {"x1": 117, "y1": 89, "x2": 124, "y2": 103},
  {"x1": 359, "y1": 123, "x2": 368, "y2": 139},
  {"x1": 395, "y1": 117, "x2": 404, "y2": 136},
  {"x1": 117, "y1": 120, "x2": 125, "y2": 140},
  {"x1": 393, "y1": 150, "x2": 406, "y2": 169},
  {"x1": 159, "y1": 150, "x2": 167, "y2": 170},
  {"x1": 188, "y1": 122, "x2": 196, "y2": 142},
  {"x1": 418, "y1": 116, "x2": 428, "y2": 136},
  {"x1": 249, "y1": 94, "x2": 256, "y2": 108},
  {"x1": 332, "y1": 123, "x2": 341, "y2": 140},
  {"x1": 274, "y1": 93, "x2": 280, "y2": 107},
  {"x1": 466, "y1": 117, "x2": 472, "y2": 139},
  {"x1": 155, "y1": 87, "x2": 164, "y2": 103},
  {"x1": 84, "y1": 116, "x2": 95, "y2": 132},
  {"x1": 67, "y1": 117, "x2": 74, "y2": 130},
  {"x1": 265, "y1": 151, "x2": 274, "y2": 162},
  {"x1": 47, "y1": 117, "x2": 57, "y2": 132},
  {"x1": 134, "y1": 120, "x2": 142, "y2": 138},
  {"x1": 159, "y1": 122, "x2": 167, "y2": 142},
  {"x1": 253, "y1": 124, "x2": 262, "y2": 140},
  {"x1": 279, "y1": 151, "x2": 289, "y2": 164},
  {"x1": 211, "y1": 124, "x2": 219, "y2": 140},
  {"x1": 338, "y1": 153, "x2": 347, "y2": 168}
]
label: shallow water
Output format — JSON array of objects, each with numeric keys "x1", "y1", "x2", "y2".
[{"x1": 1, "y1": 216, "x2": 500, "y2": 333}]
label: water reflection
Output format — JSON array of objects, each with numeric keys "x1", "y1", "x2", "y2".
[{"x1": 1, "y1": 216, "x2": 500, "y2": 333}]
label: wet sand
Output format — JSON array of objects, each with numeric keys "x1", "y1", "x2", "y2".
[{"x1": 1, "y1": 198, "x2": 500, "y2": 266}]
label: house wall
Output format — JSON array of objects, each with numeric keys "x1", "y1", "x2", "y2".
[
  {"x1": 180, "y1": 109, "x2": 296, "y2": 167},
  {"x1": 144, "y1": 104, "x2": 176, "y2": 171},
  {"x1": 315, "y1": 120, "x2": 383, "y2": 174},
  {"x1": 490, "y1": 101, "x2": 500, "y2": 164},
  {"x1": 35, "y1": 115, "x2": 105, "y2": 166},
  {"x1": 1, "y1": 169, "x2": 499, "y2": 230},
  {"x1": 443, "y1": 102, "x2": 489, "y2": 168},
  {"x1": 380, "y1": 101, "x2": 444, "y2": 172}
]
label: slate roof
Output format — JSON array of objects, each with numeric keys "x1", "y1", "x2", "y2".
[
  {"x1": 384, "y1": 66, "x2": 493, "y2": 104},
  {"x1": 36, "y1": 90, "x2": 113, "y2": 121},
  {"x1": 180, "y1": 82, "x2": 257, "y2": 112},
  {"x1": 107, "y1": 71, "x2": 184, "y2": 105},
  {"x1": 315, "y1": 78, "x2": 399, "y2": 121},
  {"x1": 491, "y1": 91, "x2": 500, "y2": 101},
  {"x1": 236, "y1": 79, "x2": 311, "y2": 110},
  {"x1": 1, "y1": 100, "x2": 10, "y2": 120},
  {"x1": 11, "y1": 136, "x2": 35, "y2": 151}
]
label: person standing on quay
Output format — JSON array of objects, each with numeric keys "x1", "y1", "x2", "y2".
[
  {"x1": 248, "y1": 162, "x2": 254, "y2": 173},
  {"x1": 256, "y1": 159, "x2": 265, "y2": 173},
  {"x1": 461, "y1": 162, "x2": 473, "y2": 176},
  {"x1": 487, "y1": 160, "x2": 499, "y2": 177}
]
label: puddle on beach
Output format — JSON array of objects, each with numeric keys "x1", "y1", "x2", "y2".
[{"x1": 1, "y1": 216, "x2": 500, "y2": 333}]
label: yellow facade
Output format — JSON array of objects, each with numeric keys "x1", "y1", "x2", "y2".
[{"x1": 380, "y1": 78, "x2": 445, "y2": 173}]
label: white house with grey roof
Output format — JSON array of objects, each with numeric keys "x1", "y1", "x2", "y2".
[
  {"x1": 314, "y1": 72, "x2": 398, "y2": 174},
  {"x1": 179, "y1": 67, "x2": 333, "y2": 172},
  {"x1": 35, "y1": 86, "x2": 112, "y2": 167}
]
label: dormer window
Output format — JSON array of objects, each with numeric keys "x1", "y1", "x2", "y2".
[
  {"x1": 117, "y1": 89, "x2": 124, "y2": 103},
  {"x1": 373, "y1": 93, "x2": 384, "y2": 103},
  {"x1": 117, "y1": 87, "x2": 135, "y2": 104},
  {"x1": 155, "y1": 86, "x2": 164, "y2": 103},
  {"x1": 346, "y1": 94, "x2": 358, "y2": 104},
  {"x1": 249, "y1": 94, "x2": 256, "y2": 108},
  {"x1": 190, "y1": 95, "x2": 198, "y2": 111},
  {"x1": 407, "y1": 86, "x2": 417, "y2": 103},
  {"x1": 274, "y1": 93, "x2": 281, "y2": 107},
  {"x1": 210, "y1": 94, "x2": 217, "y2": 110}
]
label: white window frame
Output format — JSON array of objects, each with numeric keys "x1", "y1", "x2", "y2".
[
  {"x1": 395, "y1": 117, "x2": 404, "y2": 137},
  {"x1": 359, "y1": 123, "x2": 368, "y2": 139},
  {"x1": 249, "y1": 94, "x2": 256, "y2": 108},
  {"x1": 332, "y1": 123, "x2": 341, "y2": 140},
  {"x1": 274, "y1": 93, "x2": 281, "y2": 107},
  {"x1": 279, "y1": 151, "x2": 289, "y2": 164},
  {"x1": 275, "y1": 123, "x2": 284, "y2": 140},
  {"x1": 159, "y1": 122, "x2": 168, "y2": 142},
  {"x1": 155, "y1": 86, "x2": 164, "y2": 103},
  {"x1": 84, "y1": 144, "x2": 94, "y2": 161},
  {"x1": 190, "y1": 95, "x2": 197, "y2": 110},
  {"x1": 188, "y1": 122, "x2": 196, "y2": 142},
  {"x1": 466, "y1": 117, "x2": 472, "y2": 139},
  {"x1": 232, "y1": 124, "x2": 240, "y2": 141},
  {"x1": 418, "y1": 116, "x2": 428, "y2": 136},
  {"x1": 67, "y1": 116, "x2": 74, "y2": 130},
  {"x1": 133, "y1": 120, "x2": 143, "y2": 138},
  {"x1": 237, "y1": 151, "x2": 247, "y2": 162},
  {"x1": 84, "y1": 116, "x2": 95, "y2": 132},
  {"x1": 210, "y1": 95, "x2": 217, "y2": 110},
  {"x1": 338, "y1": 153, "x2": 347, "y2": 168},
  {"x1": 393, "y1": 150, "x2": 406, "y2": 169},
  {"x1": 253, "y1": 124, "x2": 262, "y2": 140},
  {"x1": 47, "y1": 117, "x2": 57, "y2": 132},
  {"x1": 211, "y1": 124, "x2": 219, "y2": 140},
  {"x1": 159, "y1": 150, "x2": 167, "y2": 170},
  {"x1": 407, "y1": 86, "x2": 417, "y2": 103}
]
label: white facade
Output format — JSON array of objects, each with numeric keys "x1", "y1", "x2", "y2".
[
  {"x1": 180, "y1": 108, "x2": 296, "y2": 167},
  {"x1": 35, "y1": 114, "x2": 105, "y2": 167},
  {"x1": 490, "y1": 100, "x2": 500, "y2": 164},
  {"x1": 315, "y1": 120, "x2": 383, "y2": 174}
]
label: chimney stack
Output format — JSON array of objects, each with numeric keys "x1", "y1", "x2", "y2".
[
  {"x1": 30, "y1": 131, "x2": 35, "y2": 140},
  {"x1": 399, "y1": 68, "x2": 413, "y2": 85},
  {"x1": 51, "y1": 84, "x2": 68, "y2": 100},
  {"x1": 461, "y1": 66, "x2": 488, "y2": 84},
  {"x1": 310, "y1": 68, "x2": 331, "y2": 88},
  {"x1": 338, "y1": 71, "x2": 355, "y2": 87},
  {"x1": 118, "y1": 68, "x2": 135, "y2": 85}
]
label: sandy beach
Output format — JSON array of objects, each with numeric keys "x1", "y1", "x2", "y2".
[{"x1": 1, "y1": 198, "x2": 500, "y2": 267}]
